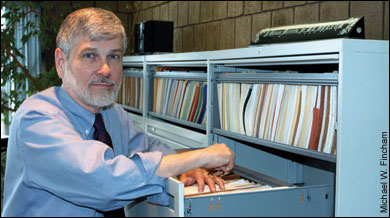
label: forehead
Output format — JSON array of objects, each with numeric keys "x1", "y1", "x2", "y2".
[{"x1": 71, "y1": 35, "x2": 123, "y2": 55}]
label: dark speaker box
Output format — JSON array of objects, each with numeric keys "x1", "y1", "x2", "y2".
[{"x1": 135, "y1": 21, "x2": 173, "y2": 55}]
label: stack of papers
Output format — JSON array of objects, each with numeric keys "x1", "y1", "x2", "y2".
[{"x1": 184, "y1": 179, "x2": 270, "y2": 197}]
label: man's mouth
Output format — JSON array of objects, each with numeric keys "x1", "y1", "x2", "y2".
[{"x1": 90, "y1": 82, "x2": 113, "y2": 87}]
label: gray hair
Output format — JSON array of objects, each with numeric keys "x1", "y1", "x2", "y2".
[{"x1": 56, "y1": 7, "x2": 127, "y2": 58}]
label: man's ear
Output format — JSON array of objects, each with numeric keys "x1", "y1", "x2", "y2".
[{"x1": 55, "y1": 48, "x2": 66, "y2": 79}]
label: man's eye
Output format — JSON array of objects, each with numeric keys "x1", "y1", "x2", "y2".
[
  {"x1": 109, "y1": 54, "x2": 120, "y2": 59},
  {"x1": 83, "y1": 53, "x2": 95, "y2": 59}
]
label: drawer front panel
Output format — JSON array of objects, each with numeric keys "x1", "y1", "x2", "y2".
[{"x1": 184, "y1": 185, "x2": 331, "y2": 217}]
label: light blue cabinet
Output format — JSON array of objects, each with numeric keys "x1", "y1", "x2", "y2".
[{"x1": 120, "y1": 39, "x2": 389, "y2": 217}]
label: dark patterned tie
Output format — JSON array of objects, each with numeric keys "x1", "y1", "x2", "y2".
[
  {"x1": 93, "y1": 113, "x2": 113, "y2": 149},
  {"x1": 93, "y1": 113, "x2": 125, "y2": 217}
]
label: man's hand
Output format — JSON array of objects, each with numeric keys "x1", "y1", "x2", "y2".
[
  {"x1": 155, "y1": 143, "x2": 235, "y2": 178},
  {"x1": 202, "y1": 143, "x2": 235, "y2": 172},
  {"x1": 179, "y1": 168, "x2": 227, "y2": 193}
]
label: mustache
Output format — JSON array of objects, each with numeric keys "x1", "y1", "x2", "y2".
[{"x1": 88, "y1": 77, "x2": 116, "y2": 86}]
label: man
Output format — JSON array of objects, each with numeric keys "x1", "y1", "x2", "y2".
[{"x1": 2, "y1": 8, "x2": 234, "y2": 217}]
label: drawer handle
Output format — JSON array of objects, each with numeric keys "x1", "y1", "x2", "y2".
[{"x1": 209, "y1": 197, "x2": 214, "y2": 212}]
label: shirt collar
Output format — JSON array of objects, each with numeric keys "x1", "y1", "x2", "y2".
[{"x1": 57, "y1": 85, "x2": 96, "y2": 136}]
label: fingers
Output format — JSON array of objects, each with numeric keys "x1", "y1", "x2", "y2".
[
  {"x1": 219, "y1": 160, "x2": 234, "y2": 172},
  {"x1": 203, "y1": 143, "x2": 235, "y2": 170},
  {"x1": 203, "y1": 175, "x2": 226, "y2": 192},
  {"x1": 179, "y1": 173, "x2": 196, "y2": 186},
  {"x1": 201, "y1": 171, "x2": 227, "y2": 193},
  {"x1": 192, "y1": 169, "x2": 226, "y2": 193},
  {"x1": 203, "y1": 171, "x2": 216, "y2": 192},
  {"x1": 181, "y1": 168, "x2": 229, "y2": 194},
  {"x1": 213, "y1": 176, "x2": 226, "y2": 191},
  {"x1": 194, "y1": 170, "x2": 205, "y2": 192}
]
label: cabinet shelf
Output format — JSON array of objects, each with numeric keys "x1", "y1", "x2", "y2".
[
  {"x1": 213, "y1": 128, "x2": 336, "y2": 163},
  {"x1": 215, "y1": 72, "x2": 338, "y2": 85},
  {"x1": 210, "y1": 53, "x2": 339, "y2": 66},
  {"x1": 149, "y1": 112, "x2": 206, "y2": 132},
  {"x1": 123, "y1": 69, "x2": 143, "y2": 77},
  {"x1": 154, "y1": 71, "x2": 207, "y2": 81},
  {"x1": 120, "y1": 104, "x2": 142, "y2": 115},
  {"x1": 147, "y1": 61, "x2": 207, "y2": 67}
]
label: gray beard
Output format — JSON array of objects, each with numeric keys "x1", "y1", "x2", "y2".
[{"x1": 63, "y1": 63, "x2": 121, "y2": 108}]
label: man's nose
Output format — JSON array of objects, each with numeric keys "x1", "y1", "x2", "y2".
[{"x1": 96, "y1": 61, "x2": 111, "y2": 77}]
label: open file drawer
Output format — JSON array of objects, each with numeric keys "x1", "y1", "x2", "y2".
[
  {"x1": 181, "y1": 183, "x2": 330, "y2": 217},
  {"x1": 125, "y1": 170, "x2": 331, "y2": 217},
  {"x1": 125, "y1": 133, "x2": 332, "y2": 217}
]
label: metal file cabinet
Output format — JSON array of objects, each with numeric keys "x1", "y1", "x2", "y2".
[
  {"x1": 119, "y1": 39, "x2": 389, "y2": 217},
  {"x1": 125, "y1": 135, "x2": 333, "y2": 216}
]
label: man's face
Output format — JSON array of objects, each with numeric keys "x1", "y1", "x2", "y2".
[{"x1": 62, "y1": 36, "x2": 123, "y2": 111}]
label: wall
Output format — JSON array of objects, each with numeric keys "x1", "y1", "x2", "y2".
[
  {"x1": 53, "y1": 1, "x2": 389, "y2": 54},
  {"x1": 135, "y1": 1, "x2": 389, "y2": 53}
]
